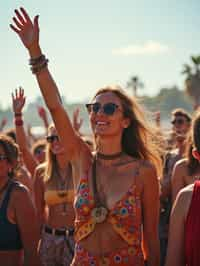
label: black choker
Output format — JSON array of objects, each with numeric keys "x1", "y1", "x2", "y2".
[{"x1": 96, "y1": 151, "x2": 123, "y2": 160}]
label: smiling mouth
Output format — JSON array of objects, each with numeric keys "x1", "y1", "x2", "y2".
[{"x1": 95, "y1": 121, "x2": 109, "y2": 126}]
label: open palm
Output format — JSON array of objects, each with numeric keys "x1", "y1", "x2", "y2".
[
  {"x1": 12, "y1": 87, "x2": 26, "y2": 114},
  {"x1": 10, "y1": 7, "x2": 39, "y2": 50}
]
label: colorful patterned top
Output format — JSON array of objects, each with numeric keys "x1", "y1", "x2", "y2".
[{"x1": 74, "y1": 166, "x2": 142, "y2": 248}]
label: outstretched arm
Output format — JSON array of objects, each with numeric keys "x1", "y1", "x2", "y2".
[
  {"x1": 10, "y1": 7, "x2": 81, "y2": 161},
  {"x1": 12, "y1": 87, "x2": 37, "y2": 176}
]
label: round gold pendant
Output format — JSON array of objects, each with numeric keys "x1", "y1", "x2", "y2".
[{"x1": 91, "y1": 207, "x2": 108, "y2": 223}]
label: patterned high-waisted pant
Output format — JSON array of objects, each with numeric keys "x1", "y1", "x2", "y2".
[{"x1": 39, "y1": 228, "x2": 75, "y2": 266}]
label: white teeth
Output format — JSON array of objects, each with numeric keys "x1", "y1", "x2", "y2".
[{"x1": 96, "y1": 121, "x2": 107, "y2": 125}]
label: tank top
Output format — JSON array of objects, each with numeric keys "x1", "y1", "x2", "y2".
[{"x1": 0, "y1": 180, "x2": 23, "y2": 250}]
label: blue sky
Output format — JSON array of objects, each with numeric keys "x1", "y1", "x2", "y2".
[{"x1": 1, "y1": 0, "x2": 200, "y2": 109}]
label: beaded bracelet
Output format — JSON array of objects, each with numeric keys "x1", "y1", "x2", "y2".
[
  {"x1": 29, "y1": 54, "x2": 46, "y2": 66},
  {"x1": 14, "y1": 112, "x2": 22, "y2": 117},
  {"x1": 15, "y1": 119, "x2": 23, "y2": 126},
  {"x1": 30, "y1": 59, "x2": 49, "y2": 74}
]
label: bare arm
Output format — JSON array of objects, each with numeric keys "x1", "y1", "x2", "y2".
[
  {"x1": 141, "y1": 163, "x2": 160, "y2": 266},
  {"x1": 14, "y1": 186, "x2": 42, "y2": 266},
  {"x1": 171, "y1": 161, "x2": 185, "y2": 203},
  {"x1": 165, "y1": 188, "x2": 192, "y2": 266},
  {"x1": 33, "y1": 165, "x2": 46, "y2": 231},
  {"x1": 12, "y1": 87, "x2": 37, "y2": 176},
  {"x1": 10, "y1": 7, "x2": 81, "y2": 161}
]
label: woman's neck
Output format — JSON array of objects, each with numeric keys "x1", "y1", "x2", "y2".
[{"x1": 96, "y1": 137, "x2": 122, "y2": 155}]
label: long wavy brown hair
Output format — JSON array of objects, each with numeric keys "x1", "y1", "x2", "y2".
[
  {"x1": 186, "y1": 111, "x2": 200, "y2": 175},
  {"x1": 92, "y1": 85, "x2": 162, "y2": 176}
]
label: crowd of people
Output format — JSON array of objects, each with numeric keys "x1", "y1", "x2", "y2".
[{"x1": 0, "y1": 6, "x2": 199, "y2": 266}]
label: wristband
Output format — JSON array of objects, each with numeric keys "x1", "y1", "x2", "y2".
[{"x1": 15, "y1": 119, "x2": 23, "y2": 126}]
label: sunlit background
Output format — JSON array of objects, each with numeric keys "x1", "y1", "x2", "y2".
[{"x1": 1, "y1": 0, "x2": 200, "y2": 110}]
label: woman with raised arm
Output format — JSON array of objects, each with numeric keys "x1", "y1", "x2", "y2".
[
  {"x1": 0, "y1": 134, "x2": 41, "y2": 266},
  {"x1": 11, "y1": 7, "x2": 161, "y2": 266},
  {"x1": 12, "y1": 87, "x2": 38, "y2": 177}
]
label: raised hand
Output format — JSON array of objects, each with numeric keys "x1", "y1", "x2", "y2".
[
  {"x1": 37, "y1": 105, "x2": 49, "y2": 130},
  {"x1": 10, "y1": 7, "x2": 39, "y2": 51},
  {"x1": 37, "y1": 106, "x2": 47, "y2": 120},
  {"x1": 0, "y1": 118, "x2": 7, "y2": 131},
  {"x1": 73, "y1": 108, "x2": 83, "y2": 133},
  {"x1": 12, "y1": 87, "x2": 26, "y2": 114}
]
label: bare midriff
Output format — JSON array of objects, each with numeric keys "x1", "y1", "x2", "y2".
[
  {"x1": 78, "y1": 222, "x2": 131, "y2": 255},
  {"x1": 45, "y1": 203, "x2": 75, "y2": 228}
]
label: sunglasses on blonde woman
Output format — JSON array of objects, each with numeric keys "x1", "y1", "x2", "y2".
[
  {"x1": 86, "y1": 102, "x2": 121, "y2": 116},
  {"x1": 171, "y1": 118, "x2": 185, "y2": 125},
  {"x1": 46, "y1": 135, "x2": 59, "y2": 143}
]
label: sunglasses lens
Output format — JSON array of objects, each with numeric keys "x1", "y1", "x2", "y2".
[
  {"x1": 92, "y1": 103, "x2": 101, "y2": 114},
  {"x1": 172, "y1": 119, "x2": 184, "y2": 125},
  {"x1": 177, "y1": 119, "x2": 184, "y2": 125},
  {"x1": 35, "y1": 149, "x2": 43, "y2": 155},
  {"x1": 86, "y1": 102, "x2": 119, "y2": 115},
  {"x1": 46, "y1": 136, "x2": 59, "y2": 143},
  {"x1": 104, "y1": 103, "x2": 117, "y2": 115}
]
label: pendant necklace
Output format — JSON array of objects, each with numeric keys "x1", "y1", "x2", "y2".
[
  {"x1": 57, "y1": 164, "x2": 72, "y2": 215},
  {"x1": 91, "y1": 155, "x2": 108, "y2": 223},
  {"x1": 91, "y1": 151, "x2": 123, "y2": 223}
]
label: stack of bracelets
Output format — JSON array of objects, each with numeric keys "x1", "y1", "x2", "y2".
[
  {"x1": 14, "y1": 113, "x2": 23, "y2": 127},
  {"x1": 29, "y1": 54, "x2": 49, "y2": 74}
]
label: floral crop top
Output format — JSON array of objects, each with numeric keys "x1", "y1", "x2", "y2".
[{"x1": 74, "y1": 167, "x2": 142, "y2": 246}]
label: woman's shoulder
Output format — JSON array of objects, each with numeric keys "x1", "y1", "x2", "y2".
[
  {"x1": 136, "y1": 159, "x2": 158, "y2": 184},
  {"x1": 174, "y1": 158, "x2": 188, "y2": 169},
  {"x1": 175, "y1": 183, "x2": 194, "y2": 207},
  {"x1": 173, "y1": 183, "x2": 194, "y2": 219},
  {"x1": 73, "y1": 142, "x2": 93, "y2": 170},
  {"x1": 10, "y1": 181, "x2": 30, "y2": 200},
  {"x1": 137, "y1": 159, "x2": 157, "y2": 172}
]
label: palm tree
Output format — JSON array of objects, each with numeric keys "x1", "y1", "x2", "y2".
[
  {"x1": 126, "y1": 76, "x2": 144, "y2": 97},
  {"x1": 182, "y1": 55, "x2": 200, "y2": 109}
]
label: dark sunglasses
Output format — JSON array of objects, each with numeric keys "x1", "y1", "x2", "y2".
[
  {"x1": 86, "y1": 102, "x2": 121, "y2": 116},
  {"x1": 46, "y1": 135, "x2": 59, "y2": 143},
  {"x1": 0, "y1": 154, "x2": 7, "y2": 161},
  {"x1": 171, "y1": 118, "x2": 185, "y2": 125},
  {"x1": 34, "y1": 148, "x2": 44, "y2": 155}
]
